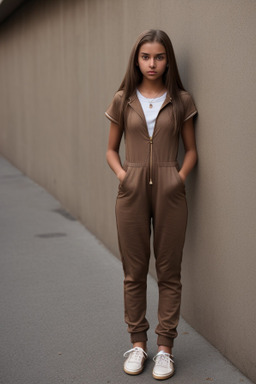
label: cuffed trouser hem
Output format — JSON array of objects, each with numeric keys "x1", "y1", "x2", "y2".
[
  {"x1": 130, "y1": 332, "x2": 148, "y2": 344},
  {"x1": 157, "y1": 335, "x2": 174, "y2": 348}
]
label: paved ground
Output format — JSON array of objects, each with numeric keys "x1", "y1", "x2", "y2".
[{"x1": 0, "y1": 156, "x2": 253, "y2": 384}]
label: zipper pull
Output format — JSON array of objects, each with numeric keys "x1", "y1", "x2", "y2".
[{"x1": 149, "y1": 137, "x2": 153, "y2": 185}]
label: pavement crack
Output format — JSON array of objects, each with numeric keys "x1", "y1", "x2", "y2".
[
  {"x1": 53, "y1": 208, "x2": 76, "y2": 221},
  {"x1": 35, "y1": 233, "x2": 67, "y2": 238}
]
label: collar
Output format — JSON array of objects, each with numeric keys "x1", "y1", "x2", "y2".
[
  {"x1": 128, "y1": 90, "x2": 172, "y2": 105},
  {"x1": 126, "y1": 91, "x2": 172, "y2": 134},
  {"x1": 127, "y1": 91, "x2": 172, "y2": 121}
]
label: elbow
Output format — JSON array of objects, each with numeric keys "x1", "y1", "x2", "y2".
[
  {"x1": 192, "y1": 148, "x2": 198, "y2": 168},
  {"x1": 186, "y1": 147, "x2": 198, "y2": 168},
  {"x1": 106, "y1": 148, "x2": 115, "y2": 166}
]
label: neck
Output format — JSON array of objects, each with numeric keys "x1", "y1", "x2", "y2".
[{"x1": 138, "y1": 78, "x2": 166, "y2": 97}]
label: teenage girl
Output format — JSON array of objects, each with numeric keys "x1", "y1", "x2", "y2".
[{"x1": 105, "y1": 29, "x2": 197, "y2": 380}]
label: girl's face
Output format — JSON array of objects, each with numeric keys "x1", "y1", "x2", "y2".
[{"x1": 137, "y1": 42, "x2": 167, "y2": 82}]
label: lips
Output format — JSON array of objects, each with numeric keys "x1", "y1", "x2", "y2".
[{"x1": 147, "y1": 71, "x2": 157, "y2": 74}]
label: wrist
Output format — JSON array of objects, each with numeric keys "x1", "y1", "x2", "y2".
[
  {"x1": 179, "y1": 170, "x2": 186, "y2": 182},
  {"x1": 117, "y1": 169, "x2": 125, "y2": 181}
]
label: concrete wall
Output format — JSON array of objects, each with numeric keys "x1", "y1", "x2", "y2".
[{"x1": 0, "y1": 0, "x2": 256, "y2": 381}]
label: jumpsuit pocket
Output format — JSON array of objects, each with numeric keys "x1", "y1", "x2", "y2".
[
  {"x1": 174, "y1": 167, "x2": 185, "y2": 187},
  {"x1": 119, "y1": 167, "x2": 131, "y2": 189},
  {"x1": 158, "y1": 162, "x2": 185, "y2": 197},
  {"x1": 117, "y1": 164, "x2": 145, "y2": 198}
]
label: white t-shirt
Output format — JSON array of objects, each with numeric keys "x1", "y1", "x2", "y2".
[{"x1": 136, "y1": 89, "x2": 167, "y2": 137}]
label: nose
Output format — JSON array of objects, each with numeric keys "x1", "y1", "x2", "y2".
[{"x1": 149, "y1": 58, "x2": 155, "y2": 68}]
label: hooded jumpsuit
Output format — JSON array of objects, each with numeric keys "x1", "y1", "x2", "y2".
[{"x1": 105, "y1": 90, "x2": 197, "y2": 348}]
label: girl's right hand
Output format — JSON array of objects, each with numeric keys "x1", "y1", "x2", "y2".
[{"x1": 117, "y1": 169, "x2": 127, "y2": 183}]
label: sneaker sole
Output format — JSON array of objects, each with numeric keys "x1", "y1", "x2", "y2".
[
  {"x1": 124, "y1": 366, "x2": 144, "y2": 375},
  {"x1": 152, "y1": 370, "x2": 175, "y2": 380}
]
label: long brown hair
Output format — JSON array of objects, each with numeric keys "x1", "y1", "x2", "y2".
[{"x1": 118, "y1": 29, "x2": 186, "y2": 132}]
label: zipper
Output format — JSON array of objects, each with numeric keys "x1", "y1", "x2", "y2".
[
  {"x1": 128, "y1": 95, "x2": 172, "y2": 186},
  {"x1": 148, "y1": 99, "x2": 171, "y2": 185},
  {"x1": 149, "y1": 136, "x2": 153, "y2": 185}
]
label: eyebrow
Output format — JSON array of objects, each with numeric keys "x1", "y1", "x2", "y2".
[{"x1": 140, "y1": 52, "x2": 166, "y2": 55}]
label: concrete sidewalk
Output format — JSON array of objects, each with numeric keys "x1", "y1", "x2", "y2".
[{"x1": 0, "y1": 156, "x2": 253, "y2": 384}]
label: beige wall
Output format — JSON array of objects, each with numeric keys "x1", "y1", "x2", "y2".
[{"x1": 0, "y1": 0, "x2": 256, "y2": 381}]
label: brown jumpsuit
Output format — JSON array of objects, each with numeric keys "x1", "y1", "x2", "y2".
[{"x1": 105, "y1": 90, "x2": 197, "y2": 348}]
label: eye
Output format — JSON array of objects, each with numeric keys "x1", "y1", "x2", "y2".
[
  {"x1": 141, "y1": 55, "x2": 149, "y2": 60},
  {"x1": 156, "y1": 55, "x2": 164, "y2": 61}
]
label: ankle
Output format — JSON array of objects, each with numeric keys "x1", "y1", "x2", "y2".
[
  {"x1": 158, "y1": 345, "x2": 172, "y2": 354},
  {"x1": 133, "y1": 342, "x2": 147, "y2": 352}
]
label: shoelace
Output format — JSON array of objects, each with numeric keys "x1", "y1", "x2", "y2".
[
  {"x1": 153, "y1": 351, "x2": 174, "y2": 367},
  {"x1": 123, "y1": 347, "x2": 148, "y2": 362}
]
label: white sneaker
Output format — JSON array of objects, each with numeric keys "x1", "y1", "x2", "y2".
[
  {"x1": 123, "y1": 347, "x2": 148, "y2": 375},
  {"x1": 152, "y1": 351, "x2": 175, "y2": 380}
]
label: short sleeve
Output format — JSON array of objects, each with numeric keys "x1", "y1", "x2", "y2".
[
  {"x1": 105, "y1": 91, "x2": 123, "y2": 125},
  {"x1": 181, "y1": 92, "x2": 198, "y2": 122}
]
